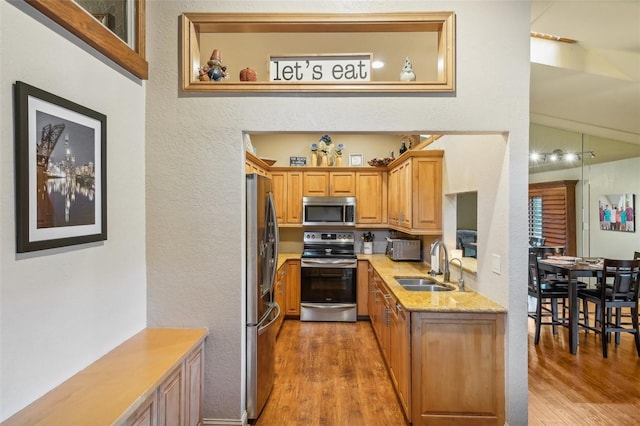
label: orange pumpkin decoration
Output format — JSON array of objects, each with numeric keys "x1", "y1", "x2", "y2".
[{"x1": 239, "y1": 67, "x2": 257, "y2": 81}]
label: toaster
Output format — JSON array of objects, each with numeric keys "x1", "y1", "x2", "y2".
[{"x1": 385, "y1": 238, "x2": 421, "y2": 261}]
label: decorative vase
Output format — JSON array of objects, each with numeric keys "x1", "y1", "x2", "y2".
[
  {"x1": 335, "y1": 156, "x2": 343, "y2": 167},
  {"x1": 311, "y1": 151, "x2": 318, "y2": 167},
  {"x1": 320, "y1": 153, "x2": 328, "y2": 167}
]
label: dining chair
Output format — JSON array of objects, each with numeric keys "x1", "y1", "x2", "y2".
[
  {"x1": 528, "y1": 252, "x2": 569, "y2": 344},
  {"x1": 529, "y1": 246, "x2": 589, "y2": 320},
  {"x1": 577, "y1": 258, "x2": 640, "y2": 358},
  {"x1": 529, "y1": 236, "x2": 546, "y2": 247}
]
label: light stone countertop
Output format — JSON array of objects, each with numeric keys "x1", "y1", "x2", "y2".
[
  {"x1": 358, "y1": 254, "x2": 505, "y2": 313},
  {"x1": 276, "y1": 253, "x2": 504, "y2": 313},
  {"x1": 277, "y1": 253, "x2": 300, "y2": 269}
]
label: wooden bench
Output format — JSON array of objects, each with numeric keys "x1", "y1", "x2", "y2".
[{"x1": 1, "y1": 328, "x2": 208, "y2": 426}]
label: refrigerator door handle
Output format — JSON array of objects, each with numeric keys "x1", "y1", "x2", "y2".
[
  {"x1": 267, "y1": 191, "x2": 279, "y2": 294},
  {"x1": 258, "y1": 303, "x2": 281, "y2": 333}
]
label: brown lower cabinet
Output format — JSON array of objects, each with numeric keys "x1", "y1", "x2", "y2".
[
  {"x1": 2, "y1": 329, "x2": 206, "y2": 426},
  {"x1": 285, "y1": 259, "x2": 301, "y2": 316},
  {"x1": 368, "y1": 265, "x2": 505, "y2": 425}
]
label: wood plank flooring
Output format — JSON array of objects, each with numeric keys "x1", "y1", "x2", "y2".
[
  {"x1": 256, "y1": 319, "x2": 640, "y2": 425},
  {"x1": 528, "y1": 317, "x2": 640, "y2": 425},
  {"x1": 256, "y1": 320, "x2": 406, "y2": 425}
]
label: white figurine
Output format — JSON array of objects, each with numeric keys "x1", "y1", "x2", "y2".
[{"x1": 400, "y1": 57, "x2": 416, "y2": 81}]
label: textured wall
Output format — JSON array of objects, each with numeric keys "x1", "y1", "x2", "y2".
[
  {"x1": 146, "y1": 1, "x2": 530, "y2": 424},
  {"x1": 0, "y1": 0, "x2": 146, "y2": 420}
]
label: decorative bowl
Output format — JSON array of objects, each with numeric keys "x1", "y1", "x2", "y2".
[{"x1": 368, "y1": 157, "x2": 394, "y2": 167}]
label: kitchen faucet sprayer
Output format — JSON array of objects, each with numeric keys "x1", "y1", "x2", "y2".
[
  {"x1": 430, "y1": 240, "x2": 450, "y2": 282},
  {"x1": 449, "y1": 258, "x2": 465, "y2": 292}
]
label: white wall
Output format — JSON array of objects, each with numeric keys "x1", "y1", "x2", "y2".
[
  {"x1": 0, "y1": 1, "x2": 147, "y2": 420},
  {"x1": 146, "y1": 1, "x2": 530, "y2": 424},
  {"x1": 430, "y1": 134, "x2": 510, "y2": 305}
]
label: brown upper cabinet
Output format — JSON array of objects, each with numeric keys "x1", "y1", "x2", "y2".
[
  {"x1": 303, "y1": 171, "x2": 356, "y2": 196},
  {"x1": 181, "y1": 12, "x2": 455, "y2": 93}
]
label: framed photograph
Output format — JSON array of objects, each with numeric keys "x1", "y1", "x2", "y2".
[
  {"x1": 349, "y1": 153, "x2": 364, "y2": 167},
  {"x1": 598, "y1": 193, "x2": 635, "y2": 233},
  {"x1": 14, "y1": 81, "x2": 107, "y2": 252}
]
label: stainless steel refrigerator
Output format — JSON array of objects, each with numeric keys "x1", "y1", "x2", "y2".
[{"x1": 246, "y1": 173, "x2": 280, "y2": 421}]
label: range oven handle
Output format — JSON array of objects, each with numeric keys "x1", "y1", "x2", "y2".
[{"x1": 301, "y1": 259, "x2": 357, "y2": 269}]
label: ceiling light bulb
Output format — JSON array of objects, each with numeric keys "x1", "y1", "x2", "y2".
[
  {"x1": 371, "y1": 60, "x2": 385, "y2": 69},
  {"x1": 530, "y1": 152, "x2": 541, "y2": 161},
  {"x1": 550, "y1": 153, "x2": 558, "y2": 161},
  {"x1": 565, "y1": 153, "x2": 577, "y2": 161}
]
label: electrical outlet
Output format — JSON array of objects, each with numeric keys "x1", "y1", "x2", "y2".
[{"x1": 492, "y1": 254, "x2": 502, "y2": 274}]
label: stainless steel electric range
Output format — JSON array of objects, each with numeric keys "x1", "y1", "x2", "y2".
[{"x1": 300, "y1": 231, "x2": 357, "y2": 322}]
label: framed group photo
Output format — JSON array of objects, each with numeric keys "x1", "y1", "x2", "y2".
[
  {"x1": 598, "y1": 193, "x2": 635, "y2": 233},
  {"x1": 14, "y1": 81, "x2": 107, "y2": 252}
]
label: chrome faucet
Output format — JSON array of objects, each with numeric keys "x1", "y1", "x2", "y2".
[
  {"x1": 449, "y1": 258, "x2": 465, "y2": 292},
  {"x1": 430, "y1": 239, "x2": 450, "y2": 282}
]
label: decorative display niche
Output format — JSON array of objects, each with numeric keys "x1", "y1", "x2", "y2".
[{"x1": 181, "y1": 12, "x2": 456, "y2": 93}]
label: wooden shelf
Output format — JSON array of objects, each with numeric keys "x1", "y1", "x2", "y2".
[{"x1": 181, "y1": 12, "x2": 455, "y2": 93}]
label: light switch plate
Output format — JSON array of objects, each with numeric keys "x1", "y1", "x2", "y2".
[{"x1": 492, "y1": 254, "x2": 502, "y2": 274}]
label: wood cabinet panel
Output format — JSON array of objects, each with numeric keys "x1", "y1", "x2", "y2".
[
  {"x1": 157, "y1": 365, "x2": 184, "y2": 426},
  {"x1": 356, "y1": 171, "x2": 387, "y2": 224},
  {"x1": 271, "y1": 171, "x2": 303, "y2": 225},
  {"x1": 303, "y1": 172, "x2": 329, "y2": 196},
  {"x1": 184, "y1": 346, "x2": 204, "y2": 426},
  {"x1": 357, "y1": 260, "x2": 370, "y2": 316},
  {"x1": 330, "y1": 172, "x2": 356, "y2": 196},
  {"x1": 391, "y1": 302, "x2": 411, "y2": 421},
  {"x1": 125, "y1": 393, "x2": 157, "y2": 426},
  {"x1": 412, "y1": 156, "x2": 442, "y2": 230},
  {"x1": 411, "y1": 312, "x2": 505, "y2": 425},
  {"x1": 271, "y1": 172, "x2": 287, "y2": 224},
  {"x1": 285, "y1": 259, "x2": 301, "y2": 316},
  {"x1": 286, "y1": 172, "x2": 303, "y2": 223}
]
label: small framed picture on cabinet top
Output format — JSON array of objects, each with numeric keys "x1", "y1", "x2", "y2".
[{"x1": 349, "y1": 153, "x2": 363, "y2": 167}]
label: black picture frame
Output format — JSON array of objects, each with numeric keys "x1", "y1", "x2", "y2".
[{"x1": 14, "y1": 81, "x2": 107, "y2": 252}]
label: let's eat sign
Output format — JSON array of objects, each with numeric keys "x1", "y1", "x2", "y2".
[{"x1": 269, "y1": 53, "x2": 372, "y2": 82}]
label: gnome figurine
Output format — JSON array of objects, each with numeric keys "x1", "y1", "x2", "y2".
[
  {"x1": 207, "y1": 49, "x2": 229, "y2": 81},
  {"x1": 400, "y1": 57, "x2": 416, "y2": 81}
]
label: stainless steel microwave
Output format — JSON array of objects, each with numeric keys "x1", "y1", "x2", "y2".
[{"x1": 302, "y1": 196, "x2": 356, "y2": 226}]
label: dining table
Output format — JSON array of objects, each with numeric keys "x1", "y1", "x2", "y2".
[{"x1": 537, "y1": 256, "x2": 603, "y2": 354}]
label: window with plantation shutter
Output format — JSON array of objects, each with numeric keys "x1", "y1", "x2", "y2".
[
  {"x1": 529, "y1": 196, "x2": 543, "y2": 239},
  {"x1": 528, "y1": 180, "x2": 578, "y2": 255}
]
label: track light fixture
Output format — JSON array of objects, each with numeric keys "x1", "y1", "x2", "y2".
[{"x1": 529, "y1": 149, "x2": 595, "y2": 166}]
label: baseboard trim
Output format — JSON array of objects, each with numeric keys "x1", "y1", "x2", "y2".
[{"x1": 203, "y1": 411, "x2": 248, "y2": 426}]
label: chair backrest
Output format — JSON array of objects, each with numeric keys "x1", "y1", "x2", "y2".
[
  {"x1": 634, "y1": 251, "x2": 640, "y2": 260},
  {"x1": 529, "y1": 246, "x2": 565, "y2": 259},
  {"x1": 600, "y1": 259, "x2": 640, "y2": 302},
  {"x1": 528, "y1": 252, "x2": 541, "y2": 293},
  {"x1": 530, "y1": 236, "x2": 546, "y2": 247}
]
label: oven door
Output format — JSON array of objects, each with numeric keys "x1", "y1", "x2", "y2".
[{"x1": 300, "y1": 262, "x2": 357, "y2": 304}]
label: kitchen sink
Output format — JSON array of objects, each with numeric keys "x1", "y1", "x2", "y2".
[{"x1": 394, "y1": 277, "x2": 456, "y2": 292}]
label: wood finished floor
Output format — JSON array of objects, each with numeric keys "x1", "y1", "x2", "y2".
[
  {"x1": 528, "y1": 316, "x2": 640, "y2": 425},
  {"x1": 256, "y1": 319, "x2": 640, "y2": 426},
  {"x1": 256, "y1": 320, "x2": 406, "y2": 425}
]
